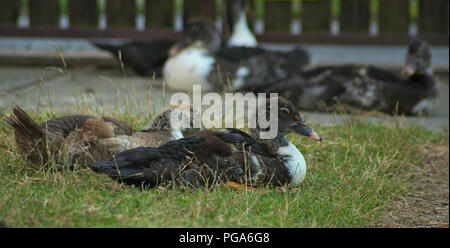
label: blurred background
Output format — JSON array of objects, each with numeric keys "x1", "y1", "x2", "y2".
[{"x1": 0, "y1": 0, "x2": 448, "y2": 130}]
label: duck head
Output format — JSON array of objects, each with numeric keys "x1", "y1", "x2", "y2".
[
  {"x1": 146, "y1": 104, "x2": 202, "y2": 138},
  {"x1": 402, "y1": 39, "x2": 432, "y2": 77},
  {"x1": 168, "y1": 19, "x2": 222, "y2": 56},
  {"x1": 251, "y1": 96, "x2": 321, "y2": 143}
]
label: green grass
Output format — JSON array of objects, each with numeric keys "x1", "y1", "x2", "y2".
[{"x1": 0, "y1": 107, "x2": 447, "y2": 227}]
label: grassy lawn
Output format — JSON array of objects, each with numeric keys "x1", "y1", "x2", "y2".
[{"x1": 0, "y1": 106, "x2": 448, "y2": 227}]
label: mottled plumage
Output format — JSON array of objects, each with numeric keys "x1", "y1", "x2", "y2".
[
  {"x1": 3, "y1": 107, "x2": 133, "y2": 167},
  {"x1": 3, "y1": 104, "x2": 196, "y2": 167},
  {"x1": 243, "y1": 39, "x2": 438, "y2": 115}
]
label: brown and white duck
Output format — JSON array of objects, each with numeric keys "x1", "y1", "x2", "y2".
[
  {"x1": 244, "y1": 38, "x2": 439, "y2": 115},
  {"x1": 3, "y1": 104, "x2": 197, "y2": 167},
  {"x1": 163, "y1": 19, "x2": 310, "y2": 92},
  {"x1": 90, "y1": 96, "x2": 321, "y2": 188}
]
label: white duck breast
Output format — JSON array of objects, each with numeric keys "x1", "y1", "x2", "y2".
[
  {"x1": 227, "y1": 11, "x2": 258, "y2": 48},
  {"x1": 277, "y1": 141, "x2": 306, "y2": 186},
  {"x1": 163, "y1": 47, "x2": 215, "y2": 92}
]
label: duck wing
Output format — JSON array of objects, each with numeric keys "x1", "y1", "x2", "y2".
[
  {"x1": 100, "y1": 129, "x2": 175, "y2": 154},
  {"x1": 90, "y1": 136, "x2": 202, "y2": 186},
  {"x1": 100, "y1": 117, "x2": 134, "y2": 135},
  {"x1": 215, "y1": 151, "x2": 289, "y2": 187},
  {"x1": 224, "y1": 128, "x2": 276, "y2": 157}
]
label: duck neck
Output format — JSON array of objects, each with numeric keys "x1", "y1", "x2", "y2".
[
  {"x1": 254, "y1": 133, "x2": 289, "y2": 153},
  {"x1": 228, "y1": 11, "x2": 257, "y2": 47},
  {"x1": 234, "y1": 11, "x2": 249, "y2": 32},
  {"x1": 252, "y1": 129, "x2": 306, "y2": 186}
]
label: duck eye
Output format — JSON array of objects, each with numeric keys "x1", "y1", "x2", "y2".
[{"x1": 280, "y1": 108, "x2": 290, "y2": 114}]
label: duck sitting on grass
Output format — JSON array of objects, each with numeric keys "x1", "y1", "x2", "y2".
[
  {"x1": 90, "y1": 97, "x2": 321, "y2": 189},
  {"x1": 3, "y1": 105, "x2": 197, "y2": 168}
]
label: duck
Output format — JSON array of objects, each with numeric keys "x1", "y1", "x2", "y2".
[
  {"x1": 3, "y1": 104, "x2": 197, "y2": 168},
  {"x1": 243, "y1": 38, "x2": 439, "y2": 115},
  {"x1": 218, "y1": 96, "x2": 322, "y2": 188},
  {"x1": 89, "y1": 129, "x2": 247, "y2": 187},
  {"x1": 163, "y1": 19, "x2": 310, "y2": 92},
  {"x1": 226, "y1": 0, "x2": 258, "y2": 48},
  {"x1": 90, "y1": 96, "x2": 322, "y2": 188},
  {"x1": 163, "y1": 19, "x2": 237, "y2": 92},
  {"x1": 91, "y1": 39, "x2": 175, "y2": 77}
]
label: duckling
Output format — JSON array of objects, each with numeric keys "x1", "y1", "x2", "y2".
[
  {"x1": 163, "y1": 19, "x2": 310, "y2": 92},
  {"x1": 3, "y1": 104, "x2": 197, "y2": 168},
  {"x1": 91, "y1": 96, "x2": 321, "y2": 188},
  {"x1": 245, "y1": 38, "x2": 438, "y2": 115}
]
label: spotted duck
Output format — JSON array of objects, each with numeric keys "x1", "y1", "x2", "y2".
[{"x1": 243, "y1": 38, "x2": 439, "y2": 115}]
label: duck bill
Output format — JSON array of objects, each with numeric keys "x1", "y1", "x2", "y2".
[
  {"x1": 401, "y1": 64, "x2": 416, "y2": 77},
  {"x1": 168, "y1": 39, "x2": 191, "y2": 57},
  {"x1": 289, "y1": 121, "x2": 322, "y2": 141}
]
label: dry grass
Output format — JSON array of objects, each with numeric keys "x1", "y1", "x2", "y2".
[{"x1": 378, "y1": 143, "x2": 449, "y2": 227}]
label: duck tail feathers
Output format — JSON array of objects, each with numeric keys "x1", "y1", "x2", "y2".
[{"x1": 4, "y1": 106, "x2": 44, "y2": 141}]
